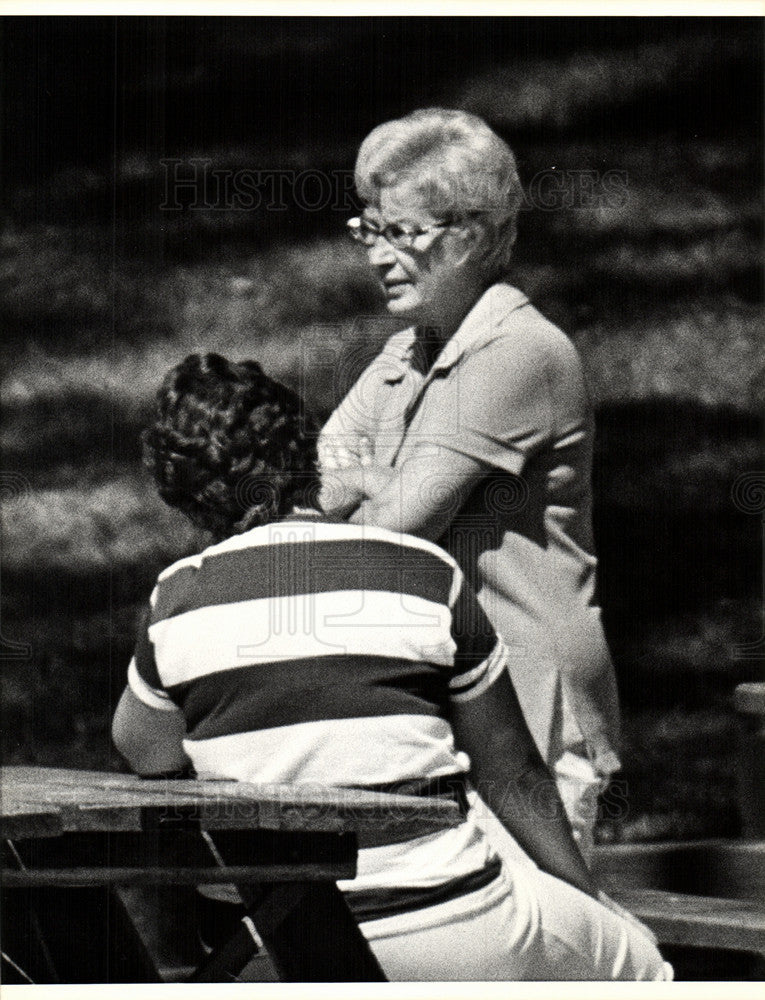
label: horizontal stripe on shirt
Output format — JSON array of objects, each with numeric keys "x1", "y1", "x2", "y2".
[
  {"x1": 152, "y1": 538, "x2": 455, "y2": 624},
  {"x1": 128, "y1": 657, "x2": 174, "y2": 711},
  {"x1": 147, "y1": 589, "x2": 456, "y2": 688},
  {"x1": 167, "y1": 655, "x2": 452, "y2": 740},
  {"x1": 345, "y1": 856, "x2": 503, "y2": 923},
  {"x1": 195, "y1": 856, "x2": 503, "y2": 927},
  {"x1": 182, "y1": 714, "x2": 470, "y2": 788},
  {"x1": 156, "y1": 520, "x2": 462, "y2": 580}
]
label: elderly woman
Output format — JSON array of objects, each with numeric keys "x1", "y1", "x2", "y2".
[
  {"x1": 319, "y1": 108, "x2": 620, "y2": 860},
  {"x1": 112, "y1": 353, "x2": 669, "y2": 981}
]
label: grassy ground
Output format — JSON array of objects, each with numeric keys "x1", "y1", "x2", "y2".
[{"x1": 2, "y1": 18, "x2": 763, "y2": 842}]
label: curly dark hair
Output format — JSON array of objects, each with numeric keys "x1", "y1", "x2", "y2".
[{"x1": 142, "y1": 353, "x2": 321, "y2": 541}]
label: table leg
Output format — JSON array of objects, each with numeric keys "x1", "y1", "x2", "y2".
[
  {"x1": 190, "y1": 881, "x2": 386, "y2": 982},
  {"x1": 1, "y1": 885, "x2": 163, "y2": 983}
]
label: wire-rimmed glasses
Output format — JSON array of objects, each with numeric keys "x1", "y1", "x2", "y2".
[{"x1": 346, "y1": 216, "x2": 454, "y2": 251}]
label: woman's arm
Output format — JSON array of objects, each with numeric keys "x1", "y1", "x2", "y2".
[
  {"x1": 349, "y1": 444, "x2": 486, "y2": 540},
  {"x1": 112, "y1": 684, "x2": 190, "y2": 777},
  {"x1": 451, "y1": 664, "x2": 598, "y2": 898}
]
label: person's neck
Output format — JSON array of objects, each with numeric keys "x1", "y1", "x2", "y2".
[{"x1": 412, "y1": 282, "x2": 484, "y2": 373}]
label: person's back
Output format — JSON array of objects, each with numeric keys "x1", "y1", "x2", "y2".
[{"x1": 133, "y1": 515, "x2": 499, "y2": 894}]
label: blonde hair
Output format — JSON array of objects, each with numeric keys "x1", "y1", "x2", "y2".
[{"x1": 355, "y1": 108, "x2": 522, "y2": 282}]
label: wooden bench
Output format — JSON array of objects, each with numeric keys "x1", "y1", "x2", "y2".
[
  {"x1": 6, "y1": 768, "x2": 764, "y2": 980},
  {"x1": 610, "y1": 889, "x2": 765, "y2": 956},
  {"x1": 593, "y1": 840, "x2": 765, "y2": 960}
]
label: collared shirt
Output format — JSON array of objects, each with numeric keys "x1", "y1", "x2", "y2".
[{"x1": 319, "y1": 283, "x2": 621, "y2": 774}]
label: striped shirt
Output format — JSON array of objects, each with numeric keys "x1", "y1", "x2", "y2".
[{"x1": 129, "y1": 518, "x2": 509, "y2": 891}]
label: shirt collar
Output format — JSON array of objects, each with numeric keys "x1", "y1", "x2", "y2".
[
  {"x1": 430, "y1": 283, "x2": 529, "y2": 373},
  {"x1": 380, "y1": 283, "x2": 528, "y2": 384},
  {"x1": 379, "y1": 328, "x2": 419, "y2": 383}
]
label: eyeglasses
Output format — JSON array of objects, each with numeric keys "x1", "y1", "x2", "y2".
[{"x1": 346, "y1": 216, "x2": 454, "y2": 251}]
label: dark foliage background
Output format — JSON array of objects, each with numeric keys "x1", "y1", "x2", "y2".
[{"x1": 1, "y1": 15, "x2": 763, "y2": 842}]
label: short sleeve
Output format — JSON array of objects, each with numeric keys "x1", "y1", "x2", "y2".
[
  {"x1": 448, "y1": 571, "x2": 508, "y2": 703},
  {"x1": 406, "y1": 336, "x2": 557, "y2": 476},
  {"x1": 127, "y1": 602, "x2": 176, "y2": 712}
]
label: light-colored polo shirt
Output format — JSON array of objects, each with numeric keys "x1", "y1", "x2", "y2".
[{"x1": 319, "y1": 283, "x2": 621, "y2": 775}]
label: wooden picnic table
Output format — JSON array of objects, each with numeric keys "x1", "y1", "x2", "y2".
[
  {"x1": 5, "y1": 767, "x2": 764, "y2": 982},
  {"x1": 0, "y1": 766, "x2": 462, "y2": 984}
]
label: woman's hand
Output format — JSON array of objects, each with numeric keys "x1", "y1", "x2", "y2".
[
  {"x1": 320, "y1": 435, "x2": 374, "y2": 470},
  {"x1": 318, "y1": 462, "x2": 396, "y2": 520}
]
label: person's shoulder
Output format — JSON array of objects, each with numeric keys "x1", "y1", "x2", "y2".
[
  {"x1": 483, "y1": 284, "x2": 584, "y2": 375},
  {"x1": 488, "y1": 285, "x2": 570, "y2": 346},
  {"x1": 156, "y1": 549, "x2": 204, "y2": 585},
  {"x1": 155, "y1": 526, "x2": 272, "y2": 585}
]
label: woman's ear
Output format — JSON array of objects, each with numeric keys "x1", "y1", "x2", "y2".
[{"x1": 450, "y1": 219, "x2": 483, "y2": 267}]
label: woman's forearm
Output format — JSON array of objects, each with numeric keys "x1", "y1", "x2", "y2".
[
  {"x1": 350, "y1": 494, "x2": 443, "y2": 540},
  {"x1": 346, "y1": 447, "x2": 485, "y2": 541}
]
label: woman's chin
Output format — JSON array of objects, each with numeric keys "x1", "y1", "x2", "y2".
[{"x1": 384, "y1": 292, "x2": 420, "y2": 321}]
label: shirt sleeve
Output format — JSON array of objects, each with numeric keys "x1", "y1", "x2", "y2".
[
  {"x1": 407, "y1": 335, "x2": 563, "y2": 477},
  {"x1": 447, "y1": 569, "x2": 509, "y2": 703},
  {"x1": 127, "y1": 600, "x2": 177, "y2": 712},
  {"x1": 318, "y1": 360, "x2": 381, "y2": 470}
]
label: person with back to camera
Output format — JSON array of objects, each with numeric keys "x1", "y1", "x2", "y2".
[
  {"x1": 319, "y1": 107, "x2": 621, "y2": 863},
  {"x1": 111, "y1": 352, "x2": 671, "y2": 981}
]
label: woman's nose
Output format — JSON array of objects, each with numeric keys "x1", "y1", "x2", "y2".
[{"x1": 367, "y1": 235, "x2": 398, "y2": 266}]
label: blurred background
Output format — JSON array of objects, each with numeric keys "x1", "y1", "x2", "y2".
[{"x1": 1, "y1": 15, "x2": 763, "y2": 843}]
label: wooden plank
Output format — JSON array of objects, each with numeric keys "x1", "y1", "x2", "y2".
[
  {"x1": 592, "y1": 839, "x2": 765, "y2": 902},
  {"x1": 0, "y1": 801, "x2": 64, "y2": 839},
  {"x1": 1, "y1": 863, "x2": 356, "y2": 888},
  {"x1": 0, "y1": 767, "x2": 462, "y2": 844},
  {"x1": 133, "y1": 776, "x2": 463, "y2": 842},
  {"x1": 2, "y1": 826, "x2": 357, "y2": 886},
  {"x1": 611, "y1": 888, "x2": 765, "y2": 955},
  {"x1": 3, "y1": 767, "x2": 142, "y2": 786}
]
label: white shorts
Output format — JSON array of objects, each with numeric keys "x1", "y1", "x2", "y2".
[{"x1": 361, "y1": 861, "x2": 672, "y2": 982}]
